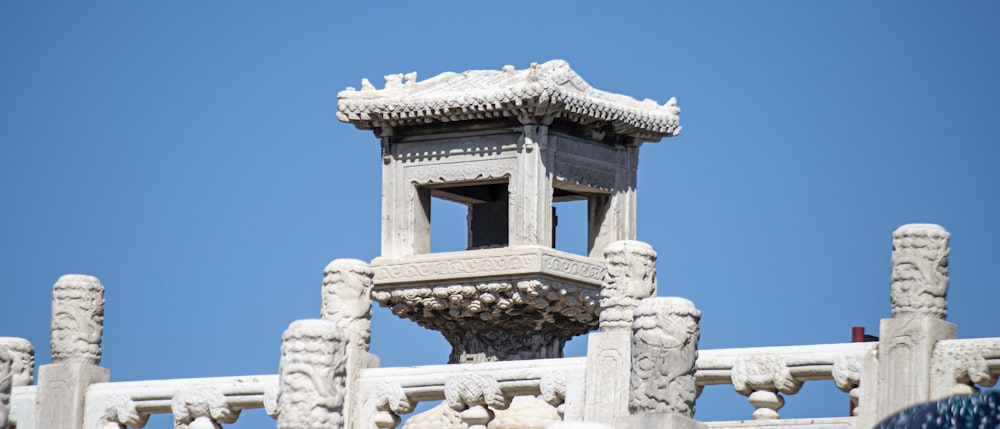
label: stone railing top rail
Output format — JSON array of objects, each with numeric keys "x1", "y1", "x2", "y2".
[
  {"x1": 696, "y1": 342, "x2": 877, "y2": 387},
  {"x1": 79, "y1": 374, "x2": 276, "y2": 429},
  {"x1": 337, "y1": 59, "x2": 681, "y2": 142},
  {"x1": 359, "y1": 356, "x2": 585, "y2": 403}
]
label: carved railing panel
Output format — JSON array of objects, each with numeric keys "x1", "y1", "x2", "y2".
[
  {"x1": 696, "y1": 342, "x2": 875, "y2": 421},
  {"x1": 357, "y1": 357, "x2": 585, "y2": 428},
  {"x1": 932, "y1": 338, "x2": 1000, "y2": 399},
  {"x1": 80, "y1": 375, "x2": 276, "y2": 429}
]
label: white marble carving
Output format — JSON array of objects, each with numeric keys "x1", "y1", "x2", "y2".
[
  {"x1": 102, "y1": 392, "x2": 149, "y2": 429},
  {"x1": 338, "y1": 60, "x2": 681, "y2": 142},
  {"x1": 0, "y1": 337, "x2": 34, "y2": 387},
  {"x1": 445, "y1": 374, "x2": 510, "y2": 429},
  {"x1": 277, "y1": 319, "x2": 348, "y2": 429},
  {"x1": 490, "y1": 396, "x2": 561, "y2": 429},
  {"x1": 371, "y1": 380, "x2": 413, "y2": 429},
  {"x1": 731, "y1": 356, "x2": 802, "y2": 420},
  {"x1": 630, "y1": 297, "x2": 700, "y2": 417},
  {"x1": 51, "y1": 274, "x2": 105, "y2": 364},
  {"x1": 890, "y1": 224, "x2": 950, "y2": 319},
  {"x1": 0, "y1": 346, "x2": 11, "y2": 429},
  {"x1": 832, "y1": 352, "x2": 864, "y2": 416},
  {"x1": 600, "y1": 241, "x2": 657, "y2": 331},
  {"x1": 372, "y1": 249, "x2": 604, "y2": 284},
  {"x1": 552, "y1": 159, "x2": 617, "y2": 192},
  {"x1": 932, "y1": 338, "x2": 1000, "y2": 396},
  {"x1": 405, "y1": 160, "x2": 514, "y2": 185},
  {"x1": 401, "y1": 402, "x2": 463, "y2": 429},
  {"x1": 374, "y1": 277, "x2": 598, "y2": 363},
  {"x1": 171, "y1": 387, "x2": 239, "y2": 429},
  {"x1": 262, "y1": 384, "x2": 279, "y2": 418},
  {"x1": 322, "y1": 258, "x2": 375, "y2": 352},
  {"x1": 540, "y1": 370, "x2": 568, "y2": 410}
]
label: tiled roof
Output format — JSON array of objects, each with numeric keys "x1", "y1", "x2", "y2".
[{"x1": 337, "y1": 60, "x2": 681, "y2": 142}]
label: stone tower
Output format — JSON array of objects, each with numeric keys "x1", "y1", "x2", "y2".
[{"x1": 337, "y1": 60, "x2": 680, "y2": 364}]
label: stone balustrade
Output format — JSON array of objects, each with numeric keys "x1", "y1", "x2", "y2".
[
  {"x1": 77, "y1": 375, "x2": 275, "y2": 429},
  {"x1": 697, "y1": 342, "x2": 876, "y2": 420},
  {"x1": 353, "y1": 357, "x2": 584, "y2": 429},
  {"x1": 6, "y1": 338, "x2": 1000, "y2": 428},
  {"x1": 4, "y1": 223, "x2": 998, "y2": 429}
]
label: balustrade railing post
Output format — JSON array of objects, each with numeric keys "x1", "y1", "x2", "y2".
[
  {"x1": 580, "y1": 240, "x2": 656, "y2": 424},
  {"x1": 873, "y1": 224, "x2": 957, "y2": 423},
  {"x1": 0, "y1": 337, "x2": 33, "y2": 429},
  {"x1": 617, "y1": 297, "x2": 705, "y2": 429},
  {"x1": 321, "y1": 258, "x2": 380, "y2": 429},
  {"x1": 35, "y1": 275, "x2": 111, "y2": 429},
  {"x1": 276, "y1": 319, "x2": 348, "y2": 429},
  {"x1": 0, "y1": 338, "x2": 34, "y2": 390},
  {"x1": 1, "y1": 346, "x2": 12, "y2": 429}
]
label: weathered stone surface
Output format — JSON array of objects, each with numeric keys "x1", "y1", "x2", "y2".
[
  {"x1": 171, "y1": 387, "x2": 239, "y2": 429},
  {"x1": 890, "y1": 224, "x2": 950, "y2": 319},
  {"x1": 34, "y1": 362, "x2": 110, "y2": 429},
  {"x1": 491, "y1": 395, "x2": 561, "y2": 429},
  {"x1": 277, "y1": 319, "x2": 348, "y2": 429},
  {"x1": 630, "y1": 297, "x2": 700, "y2": 417},
  {"x1": 373, "y1": 269, "x2": 599, "y2": 363},
  {"x1": 600, "y1": 241, "x2": 657, "y2": 332},
  {"x1": 0, "y1": 337, "x2": 34, "y2": 387},
  {"x1": 51, "y1": 274, "x2": 105, "y2": 365},
  {"x1": 876, "y1": 316, "x2": 956, "y2": 421},
  {"x1": 832, "y1": 350, "x2": 864, "y2": 416},
  {"x1": 337, "y1": 60, "x2": 681, "y2": 142},
  {"x1": 582, "y1": 331, "x2": 631, "y2": 424},
  {"x1": 0, "y1": 346, "x2": 11, "y2": 429},
  {"x1": 731, "y1": 356, "x2": 802, "y2": 420},
  {"x1": 102, "y1": 392, "x2": 149, "y2": 429},
  {"x1": 616, "y1": 412, "x2": 707, "y2": 429},
  {"x1": 401, "y1": 402, "x2": 463, "y2": 429},
  {"x1": 931, "y1": 338, "x2": 1000, "y2": 399},
  {"x1": 322, "y1": 258, "x2": 375, "y2": 352}
]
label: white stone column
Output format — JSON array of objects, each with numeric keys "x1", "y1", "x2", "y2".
[
  {"x1": 580, "y1": 241, "x2": 657, "y2": 424},
  {"x1": 599, "y1": 241, "x2": 657, "y2": 331},
  {"x1": 875, "y1": 224, "x2": 956, "y2": 422},
  {"x1": 35, "y1": 274, "x2": 111, "y2": 429},
  {"x1": 381, "y1": 130, "x2": 430, "y2": 257},
  {"x1": 616, "y1": 297, "x2": 704, "y2": 429},
  {"x1": 510, "y1": 123, "x2": 554, "y2": 247},
  {"x1": 322, "y1": 258, "x2": 375, "y2": 352},
  {"x1": 322, "y1": 258, "x2": 381, "y2": 429},
  {"x1": 277, "y1": 319, "x2": 348, "y2": 429},
  {"x1": 629, "y1": 297, "x2": 700, "y2": 416}
]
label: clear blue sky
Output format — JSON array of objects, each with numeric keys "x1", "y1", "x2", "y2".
[{"x1": 2, "y1": 1, "x2": 998, "y2": 427}]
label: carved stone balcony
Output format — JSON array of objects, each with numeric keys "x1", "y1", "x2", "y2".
[{"x1": 371, "y1": 245, "x2": 602, "y2": 363}]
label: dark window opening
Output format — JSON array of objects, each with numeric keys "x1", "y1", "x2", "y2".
[{"x1": 427, "y1": 180, "x2": 509, "y2": 252}]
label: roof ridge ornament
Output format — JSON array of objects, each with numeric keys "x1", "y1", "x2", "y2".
[{"x1": 337, "y1": 60, "x2": 681, "y2": 142}]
